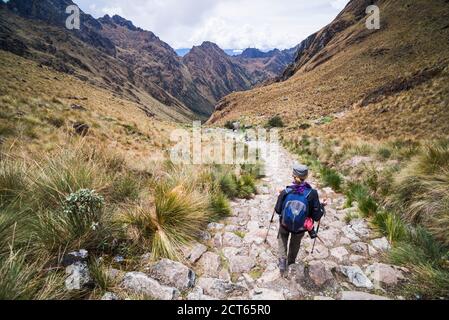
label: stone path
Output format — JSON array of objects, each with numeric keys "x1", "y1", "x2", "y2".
[{"x1": 114, "y1": 141, "x2": 408, "y2": 300}]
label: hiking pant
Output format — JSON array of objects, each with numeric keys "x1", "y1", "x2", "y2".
[{"x1": 278, "y1": 224, "x2": 305, "y2": 265}]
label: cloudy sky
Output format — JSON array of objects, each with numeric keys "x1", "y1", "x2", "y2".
[{"x1": 75, "y1": 0, "x2": 349, "y2": 50}]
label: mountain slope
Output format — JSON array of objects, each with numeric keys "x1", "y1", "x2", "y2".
[
  {"x1": 209, "y1": 0, "x2": 449, "y2": 140},
  {"x1": 97, "y1": 14, "x2": 213, "y2": 117},
  {"x1": 0, "y1": 0, "x2": 196, "y2": 121},
  {"x1": 234, "y1": 47, "x2": 298, "y2": 85},
  {"x1": 183, "y1": 42, "x2": 253, "y2": 104},
  {"x1": 1, "y1": 0, "x2": 298, "y2": 119}
]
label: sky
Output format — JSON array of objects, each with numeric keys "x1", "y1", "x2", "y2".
[{"x1": 75, "y1": 0, "x2": 350, "y2": 50}]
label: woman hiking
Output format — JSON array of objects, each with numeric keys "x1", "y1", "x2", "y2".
[{"x1": 274, "y1": 164, "x2": 327, "y2": 276}]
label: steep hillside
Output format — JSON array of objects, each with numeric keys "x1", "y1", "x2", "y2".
[
  {"x1": 1, "y1": 0, "x2": 297, "y2": 119},
  {"x1": 0, "y1": 50, "x2": 175, "y2": 163},
  {"x1": 97, "y1": 15, "x2": 213, "y2": 117},
  {"x1": 234, "y1": 47, "x2": 298, "y2": 85},
  {"x1": 0, "y1": 0, "x2": 196, "y2": 120},
  {"x1": 209, "y1": 0, "x2": 449, "y2": 140},
  {"x1": 183, "y1": 42, "x2": 253, "y2": 104}
]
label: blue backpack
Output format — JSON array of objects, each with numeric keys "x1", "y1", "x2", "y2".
[{"x1": 281, "y1": 187, "x2": 312, "y2": 233}]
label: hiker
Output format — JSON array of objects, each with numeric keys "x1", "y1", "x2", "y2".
[{"x1": 274, "y1": 164, "x2": 326, "y2": 275}]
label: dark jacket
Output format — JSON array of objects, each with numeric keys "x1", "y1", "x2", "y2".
[{"x1": 275, "y1": 186, "x2": 323, "y2": 222}]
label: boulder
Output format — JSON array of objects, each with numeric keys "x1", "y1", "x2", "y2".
[
  {"x1": 306, "y1": 260, "x2": 335, "y2": 289},
  {"x1": 197, "y1": 252, "x2": 222, "y2": 277},
  {"x1": 350, "y1": 219, "x2": 370, "y2": 238},
  {"x1": 365, "y1": 263, "x2": 405, "y2": 288},
  {"x1": 223, "y1": 232, "x2": 244, "y2": 247},
  {"x1": 314, "y1": 296, "x2": 335, "y2": 300},
  {"x1": 339, "y1": 291, "x2": 390, "y2": 300},
  {"x1": 65, "y1": 261, "x2": 92, "y2": 291},
  {"x1": 250, "y1": 288, "x2": 285, "y2": 300},
  {"x1": 149, "y1": 259, "x2": 195, "y2": 291},
  {"x1": 342, "y1": 226, "x2": 361, "y2": 242},
  {"x1": 186, "y1": 243, "x2": 208, "y2": 264},
  {"x1": 213, "y1": 233, "x2": 223, "y2": 248},
  {"x1": 349, "y1": 255, "x2": 366, "y2": 263},
  {"x1": 350, "y1": 242, "x2": 369, "y2": 255},
  {"x1": 330, "y1": 247, "x2": 349, "y2": 262},
  {"x1": 318, "y1": 228, "x2": 340, "y2": 246},
  {"x1": 186, "y1": 287, "x2": 217, "y2": 300},
  {"x1": 308, "y1": 244, "x2": 329, "y2": 260},
  {"x1": 197, "y1": 278, "x2": 247, "y2": 299},
  {"x1": 370, "y1": 237, "x2": 391, "y2": 252},
  {"x1": 122, "y1": 272, "x2": 180, "y2": 300},
  {"x1": 228, "y1": 255, "x2": 256, "y2": 274},
  {"x1": 62, "y1": 249, "x2": 89, "y2": 267},
  {"x1": 101, "y1": 292, "x2": 120, "y2": 300},
  {"x1": 340, "y1": 266, "x2": 374, "y2": 289}
]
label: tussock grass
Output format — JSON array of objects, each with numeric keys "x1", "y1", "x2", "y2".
[
  {"x1": 119, "y1": 166, "x2": 211, "y2": 260},
  {"x1": 372, "y1": 211, "x2": 407, "y2": 244},
  {"x1": 391, "y1": 142, "x2": 449, "y2": 246},
  {"x1": 0, "y1": 156, "x2": 27, "y2": 207},
  {"x1": 209, "y1": 191, "x2": 232, "y2": 220},
  {"x1": 0, "y1": 251, "x2": 67, "y2": 300},
  {"x1": 32, "y1": 189, "x2": 114, "y2": 256},
  {"x1": 389, "y1": 228, "x2": 449, "y2": 298},
  {"x1": 319, "y1": 166, "x2": 342, "y2": 192}
]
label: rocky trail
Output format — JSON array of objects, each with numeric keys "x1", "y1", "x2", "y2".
[{"x1": 99, "y1": 141, "x2": 408, "y2": 300}]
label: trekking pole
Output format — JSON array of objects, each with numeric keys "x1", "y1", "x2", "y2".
[
  {"x1": 264, "y1": 210, "x2": 276, "y2": 244},
  {"x1": 311, "y1": 204, "x2": 326, "y2": 254}
]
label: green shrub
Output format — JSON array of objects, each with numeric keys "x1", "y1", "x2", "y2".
[
  {"x1": 266, "y1": 116, "x2": 285, "y2": 128},
  {"x1": 209, "y1": 191, "x2": 232, "y2": 220},
  {"x1": 224, "y1": 121, "x2": 235, "y2": 130},
  {"x1": 33, "y1": 189, "x2": 112, "y2": 254},
  {"x1": 110, "y1": 173, "x2": 141, "y2": 203},
  {"x1": 319, "y1": 166, "x2": 342, "y2": 191},
  {"x1": 377, "y1": 147, "x2": 392, "y2": 160},
  {"x1": 219, "y1": 173, "x2": 238, "y2": 199},
  {"x1": 372, "y1": 211, "x2": 407, "y2": 243}
]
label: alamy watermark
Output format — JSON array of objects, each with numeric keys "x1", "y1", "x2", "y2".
[
  {"x1": 170, "y1": 122, "x2": 280, "y2": 166},
  {"x1": 65, "y1": 5, "x2": 80, "y2": 30},
  {"x1": 366, "y1": 5, "x2": 381, "y2": 30}
]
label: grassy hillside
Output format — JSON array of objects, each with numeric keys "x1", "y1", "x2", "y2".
[
  {"x1": 0, "y1": 50, "x2": 184, "y2": 164},
  {"x1": 209, "y1": 0, "x2": 449, "y2": 141}
]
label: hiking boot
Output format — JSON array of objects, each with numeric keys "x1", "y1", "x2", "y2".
[{"x1": 279, "y1": 258, "x2": 287, "y2": 276}]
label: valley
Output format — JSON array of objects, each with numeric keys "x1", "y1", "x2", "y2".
[{"x1": 0, "y1": 0, "x2": 448, "y2": 301}]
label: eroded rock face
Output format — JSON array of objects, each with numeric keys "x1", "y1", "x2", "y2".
[
  {"x1": 149, "y1": 259, "x2": 196, "y2": 291},
  {"x1": 121, "y1": 272, "x2": 180, "y2": 300}
]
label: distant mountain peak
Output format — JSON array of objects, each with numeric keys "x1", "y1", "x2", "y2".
[{"x1": 99, "y1": 14, "x2": 140, "y2": 31}]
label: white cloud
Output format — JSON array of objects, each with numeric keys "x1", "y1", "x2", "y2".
[
  {"x1": 75, "y1": 0, "x2": 349, "y2": 49},
  {"x1": 330, "y1": 0, "x2": 349, "y2": 10}
]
